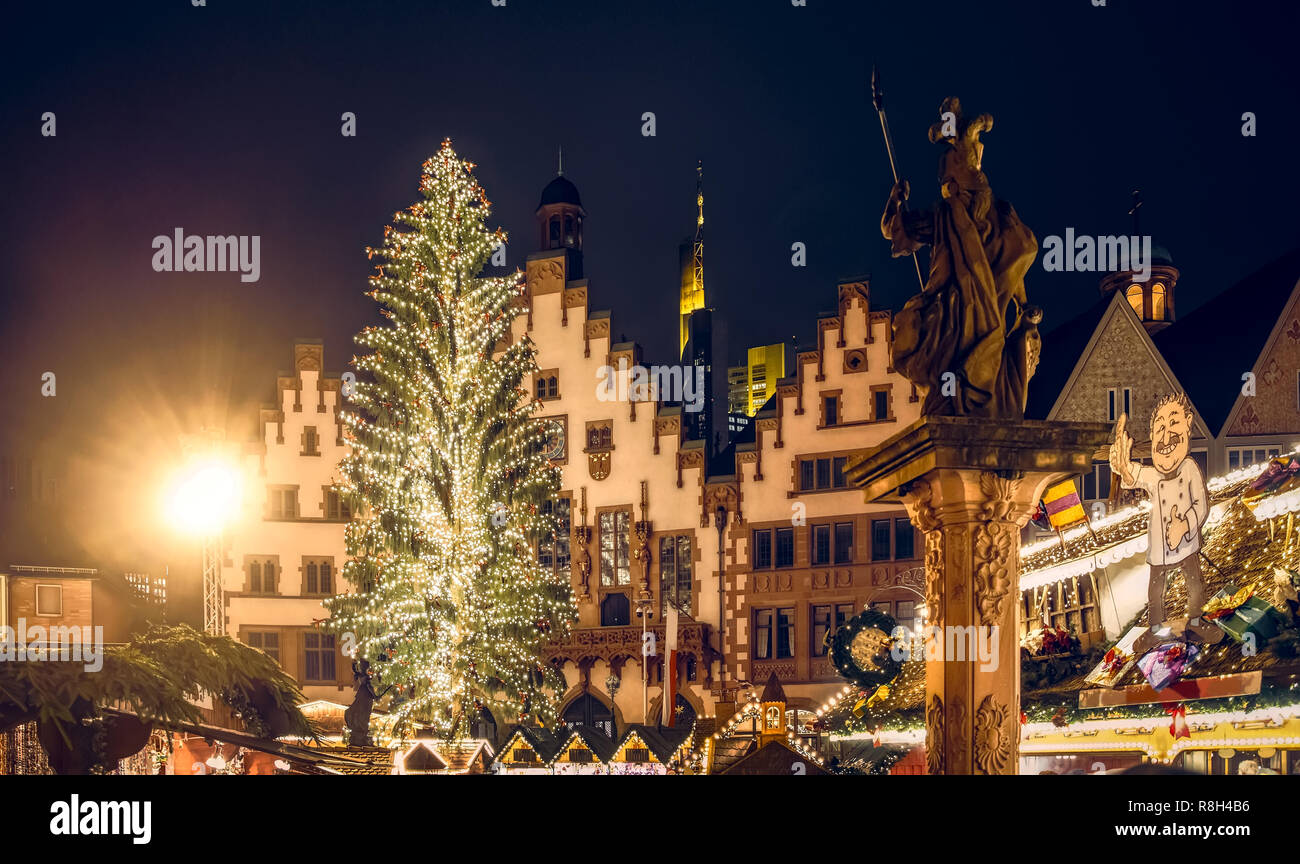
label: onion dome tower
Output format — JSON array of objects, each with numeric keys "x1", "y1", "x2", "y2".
[
  {"x1": 536, "y1": 147, "x2": 585, "y2": 278},
  {"x1": 1098, "y1": 190, "x2": 1179, "y2": 334}
]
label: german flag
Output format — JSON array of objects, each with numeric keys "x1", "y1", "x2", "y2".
[{"x1": 1042, "y1": 479, "x2": 1087, "y2": 529}]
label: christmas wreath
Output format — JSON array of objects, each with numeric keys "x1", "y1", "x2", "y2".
[{"x1": 827, "y1": 608, "x2": 904, "y2": 690}]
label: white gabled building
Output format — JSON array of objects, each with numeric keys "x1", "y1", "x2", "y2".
[{"x1": 222, "y1": 340, "x2": 352, "y2": 702}]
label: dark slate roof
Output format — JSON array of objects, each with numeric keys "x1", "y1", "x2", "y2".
[
  {"x1": 499, "y1": 724, "x2": 565, "y2": 763},
  {"x1": 1154, "y1": 247, "x2": 1300, "y2": 435},
  {"x1": 722, "y1": 739, "x2": 832, "y2": 775},
  {"x1": 538, "y1": 175, "x2": 582, "y2": 209},
  {"x1": 621, "y1": 723, "x2": 693, "y2": 762},
  {"x1": 760, "y1": 670, "x2": 787, "y2": 703},
  {"x1": 1024, "y1": 293, "x2": 1115, "y2": 421},
  {"x1": 710, "y1": 738, "x2": 755, "y2": 774},
  {"x1": 563, "y1": 725, "x2": 620, "y2": 762}
]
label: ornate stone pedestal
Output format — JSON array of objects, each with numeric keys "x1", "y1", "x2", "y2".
[{"x1": 846, "y1": 416, "x2": 1111, "y2": 775}]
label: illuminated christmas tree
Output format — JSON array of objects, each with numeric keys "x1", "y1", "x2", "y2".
[{"x1": 325, "y1": 141, "x2": 576, "y2": 739}]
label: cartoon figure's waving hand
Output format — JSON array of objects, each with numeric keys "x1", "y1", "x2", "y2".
[{"x1": 1109, "y1": 412, "x2": 1136, "y2": 486}]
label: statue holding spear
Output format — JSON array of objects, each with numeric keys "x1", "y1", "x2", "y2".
[{"x1": 872, "y1": 69, "x2": 1043, "y2": 420}]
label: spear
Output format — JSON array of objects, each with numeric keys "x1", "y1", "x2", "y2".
[{"x1": 872, "y1": 65, "x2": 926, "y2": 292}]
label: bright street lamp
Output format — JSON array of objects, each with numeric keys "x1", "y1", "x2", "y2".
[
  {"x1": 166, "y1": 437, "x2": 242, "y2": 635},
  {"x1": 168, "y1": 460, "x2": 242, "y2": 536}
]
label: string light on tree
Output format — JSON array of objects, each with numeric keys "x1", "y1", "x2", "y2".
[{"x1": 325, "y1": 140, "x2": 578, "y2": 740}]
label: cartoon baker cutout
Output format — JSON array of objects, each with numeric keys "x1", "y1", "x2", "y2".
[{"x1": 1109, "y1": 393, "x2": 1222, "y2": 649}]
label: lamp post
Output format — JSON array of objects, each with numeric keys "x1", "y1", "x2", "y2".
[
  {"x1": 168, "y1": 432, "x2": 242, "y2": 635},
  {"x1": 604, "y1": 674, "x2": 621, "y2": 740},
  {"x1": 635, "y1": 596, "x2": 654, "y2": 724}
]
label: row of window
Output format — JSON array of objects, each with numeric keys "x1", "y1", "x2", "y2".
[
  {"x1": 267, "y1": 488, "x2": 352, "y2": 520},
  {"x1": 799, "y1": 456, "x2": 849, "y2": 491},
  {"x1": 243, "y1": 557, "x2": 335, "y2": 595},
  {"x1": 752, "y1": 519, "x2": 915, "y2": 568},
  {"x1": 821, "y1": 389, "x2": 892, "y2": 427},
  {"x1": 244, "y1": 631, "x2": 338, "y2": 683},
  {"x1": 754, "y1": 599, "x2": 920, "y2": 660},
  {"x1": 535, "y1": 375, "x2": 559, "y2": 400},
  {"x1": 1227, "y1": 446, "x2": 1282, "y2": 471}
]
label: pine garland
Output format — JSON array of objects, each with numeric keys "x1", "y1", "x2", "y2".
[{"x1": 0, "y1": 624, "x2": 312, "y2": 744}]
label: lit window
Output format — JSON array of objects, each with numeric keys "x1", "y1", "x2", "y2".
[
  {"x1": 539, "y1": 497, "x2": 572, "y2": 579},
  {"x1": 754, "y1": 607, "x2": 795, "y2": 659},
  {"x1": 659, "y1": 535, "x2": 692, "y2": 615},
  {"x1": 1126, "y1": 284, "x2": 1144, "y2": 316},
  {"x1": 1151, "y1": 283, "x2": 1166, "y2": 319},
  {"x1": 599, "y1": 510, "x2": 631, "y2": 586}
]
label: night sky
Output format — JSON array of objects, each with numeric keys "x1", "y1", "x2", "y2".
[{"x1": 1, "y1": 0, "x2": 1296, "y2": 590}]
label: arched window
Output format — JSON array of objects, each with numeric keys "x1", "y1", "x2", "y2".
[
  {"x1": 1150, "y1": 282, "x2": 1166, "y2": 319},
  {"x1": 546, "y1": 376, "x2": 558, "y2": 398},
  {"x1": 563, "y1": 214, "x2": 575, "y2": 246},
  {"x1": 549, "y1": 217, "x2": 560, "y2": 247},
  {"x1": 470, "y1": 706, "x2": 497, "y2": 743},
  {"x1": 562, "y1": 693, "x2": 615, "y2": 737},
  {"x1": 536, "y1": 378, "x2": 547, "y2": 399},
  {"x1": 674, "y1": 695, "x2": 697, "y2": 726},
  {"x1": 1126, "y1": 284, "x2": 1145, "y2": 318},
  {"x1": 306, "y1": 561, "x2": 319, "y2": 593},
  {"x1": 249, "y1": 561, "x2": 262, "y2": 593},
  {"x1": 320, "y1": 561, "x2": 332, "y2": 594}
]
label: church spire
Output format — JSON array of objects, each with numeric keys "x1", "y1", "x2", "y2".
[
  {"x1": 679, "y1": 161, "x2": 707, "y2": 354},
  {"x1": 694, "y1": 160, "x2": 704, "y2": 295}
]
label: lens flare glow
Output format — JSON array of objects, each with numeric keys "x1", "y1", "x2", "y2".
[{"x1": 167, "y1": 460, "x2": 241, "y2": 535}]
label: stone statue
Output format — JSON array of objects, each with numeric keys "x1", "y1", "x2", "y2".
[
  {"x1": 344, "y1": 658, "x2": 377, "y2": 746},
  {"x1": 881, "y1": 98, "x2": 1042, "y2": 419}
]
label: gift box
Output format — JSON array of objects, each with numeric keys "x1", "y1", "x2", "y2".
[
  {"x1": 1202, "y1": 583, "x2": 1286, "y2": 644},
  {"x1": 1137, "y1": 642, "x2": 1200, "y2": 691},
  {"x1": 1085, "y1": 626, "x2": 1146, "y2": 688}
]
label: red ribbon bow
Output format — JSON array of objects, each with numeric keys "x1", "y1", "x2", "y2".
[
  {"x1": 1103, "y1": 647, "x2": 1129, "y2": 674},
  {"x1": 1165, "y1": 702, "x2": 1190, "y2": 740}
]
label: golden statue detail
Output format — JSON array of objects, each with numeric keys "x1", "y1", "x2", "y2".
[{"x1": 881, "y1": 98, "x2": 1041, "y2": 419}]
